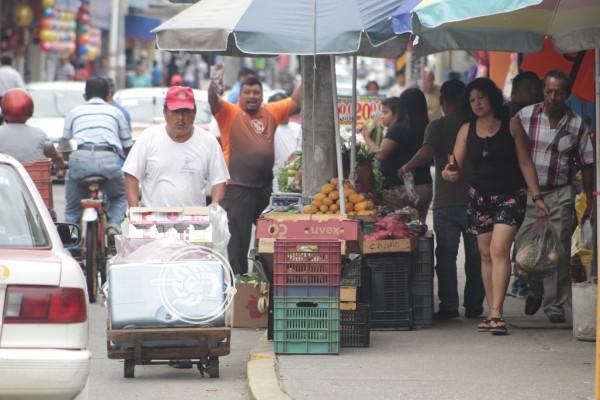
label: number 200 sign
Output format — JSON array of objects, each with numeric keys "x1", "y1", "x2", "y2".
[{"x1": 337, "y1": 95, "x2": 384, "y2": 126}]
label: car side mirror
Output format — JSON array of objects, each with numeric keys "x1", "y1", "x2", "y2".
[{"x1": 56, "y1": 223, "x2": 81, "y2": 248}]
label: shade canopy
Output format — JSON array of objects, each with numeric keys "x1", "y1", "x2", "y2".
[
  {"x1": 393, "y1": 0, "x2": 600, "y2": 54},
  {"x1": 153, "y1": 0, "x2": 417, "y2": 57}
]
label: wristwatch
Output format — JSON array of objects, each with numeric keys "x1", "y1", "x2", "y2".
[{"x1": 532, "y1": 194, "x2": 544, "y2": 201}]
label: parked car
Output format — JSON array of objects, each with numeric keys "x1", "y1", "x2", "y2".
[
  {"x1": 26, "y1": 81, "x2": 87, "y2": 146},
  {"x1": 113, "y1": 87, "x2": 220, "y2": 140},
  {"x1": 0, "y1": 154, "x2": 90, "y2": 399}
]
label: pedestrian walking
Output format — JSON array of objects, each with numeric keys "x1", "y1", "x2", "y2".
[
  {"x1": 442, "y1": 77, "x2": 549, "y2": 335},
  {"x1": 399, "y1": 79, "x2": 485, "y2": 319},
  {"x1": 58, "y1": 77, "x2": 132, "y2": 238},
  {"x1": 208, "y1": 64, "x2": 302, "y2": 274},
  {"x1": 514, "y1": 70, "x2": 594, "y2": 323},
  {"x1": 123, "y1": 85, "x2": 229, "y2": 207}
]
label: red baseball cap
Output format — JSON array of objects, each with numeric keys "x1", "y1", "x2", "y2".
[{"x1": 165, "y1": 86, "x2": 195, "y2": 111}]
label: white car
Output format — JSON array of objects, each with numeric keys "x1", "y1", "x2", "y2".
[
  {"x1": 26, "y1": 81, "x2": 87, "y2": 145},
  {"x1": 0, "y1": 154, "x2": 90, "y2": 399},
  {"x1": 113, "y1": 87, "x2": 220, "y2": 140}
]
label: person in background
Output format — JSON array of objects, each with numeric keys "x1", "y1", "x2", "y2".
[
  {"x1": 365, "y1": 80, "x2": 380, "y2": 95},
  {"x1": 208, "y1": 63, "x2": 302, "y2": 275},
  {"x1": 123, "y1": 86, "x2": 229, "y2": 208},
  {"x1": 0, "y1": 88, "x2": 67, "y2": 169},
  {"x1": 399, "y1": 79, "x2": 485, "y2": 320},
  {"x1": 514, "y1": 70, "x2": 593, "y2": 324},
  {"x1": 106, "y1": 77, "x2": 132, "y2": 131},
  {"x1": 422, "y1": 70, "x2": 443, "y2": 121},
  {"x1": 269, "y1": 92, "x2": 302, "y2": 193},
  {"x1": 59, "y1": 77, "x2": 132, "y2": 238},
  {"x1": 442, "y1": 77, "x2": 549, "y2": 335},
  {"x1": 55, "y1": 55, "x2": 75, "y2": 81},
  {"x1": 151, "y1": 60, "x2": 164, "y2": 87},
  {"x1": 128, "y1": 63, "x2": 151, "y2": 88},
  {"x1": 169, "y1": 73, "x2": 184, "y2": 86},
  {"x1": 506, "y1": 71, "x2": 543, "y2": 298},
  {"x1": 183, "y1": 59, "x2": 196, "y2": 88},
  {"x1": 362, "y1": 89, "x2": 433, "y2": 222},
  {"x1": 0, "y1": 55, "x2": 25, "y2": 100},
  {"x1": 387, "y1": 69, "x2": 407, "y2": 97},
  {"x1": 227, "y1": 67, "x2": 257, "y2": 104}
]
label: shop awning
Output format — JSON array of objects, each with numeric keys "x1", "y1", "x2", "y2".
[{"x1": 125, "y1": 15, "x2": 161, "y2": 41}]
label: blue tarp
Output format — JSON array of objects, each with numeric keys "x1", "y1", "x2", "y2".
[{"x1": 125, "y1": 15, "x2": 161, "y2": 41}]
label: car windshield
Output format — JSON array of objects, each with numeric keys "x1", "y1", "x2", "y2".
[
  {"x1": 0, "y1": 164, "x2": 50, "y2": 248},
  {"x1": 117, "y1": 96, "x2": 212, "y2": 124},
  {"x1": 29, "y1": 88, "x2": 85, "y2": 118}
]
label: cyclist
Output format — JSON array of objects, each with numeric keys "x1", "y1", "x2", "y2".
[
  {"x1": 58, "y1": 77, "x2": 132, "y2": 238},
  {"x1": 123, "y1": 85, "x2": 229, "y2": 207}
]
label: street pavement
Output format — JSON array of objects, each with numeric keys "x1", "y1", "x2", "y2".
[
  {"x1": 276, "y1": 212, "x2": 596, "y2": 400},
  {"x1": 53, "y1": 183, "x2": 263, "y2": 399}
]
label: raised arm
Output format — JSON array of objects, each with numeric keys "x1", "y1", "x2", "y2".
[
  {"x1": 510, "y1": 117, "x2": 549, "y2": 216},
  {"x1": 290, "y1": 83, "x2": 303, "y2": 114},
  {"x1": 208, "y1": 64, "x2": 225, "y2": 115}
]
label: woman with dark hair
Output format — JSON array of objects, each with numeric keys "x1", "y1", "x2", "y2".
[
  {"x1": 362, "y1": 88, "x2": 433, "y2": 221},
  {"x1": 442, "y1": 77, "x2": 549, "y2": 335}
]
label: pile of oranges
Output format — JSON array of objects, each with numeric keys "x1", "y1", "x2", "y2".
[{"x1": 303, "y1": 178, "x2": 376, "y2": 216}]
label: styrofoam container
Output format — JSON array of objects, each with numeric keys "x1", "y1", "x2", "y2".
[{"x1": 109, "y1": 261, "x2": 227, "y2": 329}]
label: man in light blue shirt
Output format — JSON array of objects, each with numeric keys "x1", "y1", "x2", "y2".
[{"x1": 59, "y1": 77, "x2": 132, "y2": 235}]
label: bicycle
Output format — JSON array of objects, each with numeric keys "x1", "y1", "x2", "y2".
[{"x1": 79, "y1": 175, "x2": 109, "y2": 303}]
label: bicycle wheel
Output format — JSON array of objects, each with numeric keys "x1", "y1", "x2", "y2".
[{"x1": 85, "y1": 221, "x2": 99, "y2": 303}]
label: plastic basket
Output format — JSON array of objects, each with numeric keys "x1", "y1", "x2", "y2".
[
  {"x1": 365, "y1": 253, "x2": 412, "y2": 330},
  {"x1": 274, "y1": 297, "x2": 340, "y2": 354},
  {"x1": 341, "y1": 256, "x2": 362, "y2": 286},
  {"x1": 412, "y1": 281, "x2": 433, "y2": 328},
  {"x1": 274, "y1": 285, "x2": 340, "y2": 298},
  {"x1": 341, "y1": 303, "x2": 370, "y2": 347},
  {"x1": 22, "y1": 159, "x2": 53, "y2": 209},
  {"x1": 273, "y1": 240, "x2": 341, "y2": 288},
  {"x1": 413, "y1": 233, "x2": 434, "y2": 283}
]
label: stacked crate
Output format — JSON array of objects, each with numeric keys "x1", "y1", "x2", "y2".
[
  {"x1": 340, "y1": 257, "x2": 370, "y2": 347},
  {"x1": 412, "y1": 233, "x2": 434, "y2": 328},
  {"x1": 22, "y1": 159, "x2": 52, "y2": 209},
  {"x1": 273, "y1": 240, "x2": 341, "y2": 354}
]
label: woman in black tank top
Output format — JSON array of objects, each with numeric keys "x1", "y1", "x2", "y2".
[{"x1": 441, "y1": 78, "x2": 549, "y2": 335}]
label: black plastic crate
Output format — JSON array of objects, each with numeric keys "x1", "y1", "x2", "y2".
[
  {"x1": 341, "y1": 256, "x2": 362, "y2": 286},
  {"x1": 413, "y1": 233, "x2": 434, "y2": 283},
  {"x1": 412, "y1": 281, "x2": 433, "y2": 328},
  {"x1": 365, "y1": 253, "x2": 413, "y2": 330},
  {"x1": 341, "y1": 303, "x2": 370, "y2": 347}
]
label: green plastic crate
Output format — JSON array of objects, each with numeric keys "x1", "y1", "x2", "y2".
[{"x1": 274, "y1": 297, "x2": 340, "y2": 354}]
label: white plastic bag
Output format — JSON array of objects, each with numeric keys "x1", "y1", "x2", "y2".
[
  {"x1": 209, "y1": 203, "x2": 231, "y2": 257},
  {"x1": 580, "y1": 218, "x2": 593, "y2": 250},
  {"x1": 401, "y1": 171, "x2": 420, "y2": 206}
]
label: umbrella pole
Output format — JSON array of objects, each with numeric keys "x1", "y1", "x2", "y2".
[
  {"x1": 351, "y1": 55, "x2": 358, "y2": 186},
  {"x1": 330, "y1": 54, "x2": 346, "y2": 215}
]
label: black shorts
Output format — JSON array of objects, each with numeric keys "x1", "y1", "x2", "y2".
[{"x1": 467, "y1": 186, "x2": 527, "y2": 235}]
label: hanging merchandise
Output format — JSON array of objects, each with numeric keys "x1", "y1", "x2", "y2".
[
  {"x1": 85, "y1": 26, "x2": 102, "y2": 61},
  {"x1": 76, "y1": 0, "x2": 92, "y2": 61},
  {"x1": 38, "y1": 3, "x2": 77, "y2": 55},
  {"x1": 14, "y1": 4, "x2": 35, "y2": 28}
]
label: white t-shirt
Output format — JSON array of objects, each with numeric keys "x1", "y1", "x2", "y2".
[
  {"x1": 123, "y1": 124, "x2": 230, "y2": 207},
  {"x1": 272, "y1": 122, "x2": 302, "y2": 191}
]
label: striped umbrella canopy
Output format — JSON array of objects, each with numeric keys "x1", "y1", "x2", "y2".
[
  {"x1": 393, "y1": 0, "x2": 600, "y2": 54},
  {"x1": 153, "y1": 0, "x2": 418, "y2": 57}
]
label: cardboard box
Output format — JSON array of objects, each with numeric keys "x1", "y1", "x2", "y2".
[
  {"x1": 126, "y1": 207, "x2": 212, "y2": 243},
  {"x1": 340, "y1": 301, "x2": 357, "y2": 311},
  {"x1": 361, "y1": 237, "x2": 417, "y2": 254},
  {"x1": 232, "y1": 283, "x2": 269, "y2": 328},
  {"x1": 340, "y1": 286, "x2": 357, "y2": 302},
  {"x1": 256, "y1": 215, "x2": 361, "y2": 241}
]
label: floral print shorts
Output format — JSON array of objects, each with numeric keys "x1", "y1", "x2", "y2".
[{"x1": 467, "y1": 186, "x2": 527, "y2": 235}]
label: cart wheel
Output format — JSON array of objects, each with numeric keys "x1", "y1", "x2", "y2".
[
  {"x1": 124, "y1": 359, "x2": 135, "y2": 378},
  {"x1": 206, "y1": 357, "x2": 219, "y2": 378}
]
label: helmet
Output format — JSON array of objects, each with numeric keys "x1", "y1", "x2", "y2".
[{"x1": 1, "y1": 88, "x2": 33, "y2": 123}]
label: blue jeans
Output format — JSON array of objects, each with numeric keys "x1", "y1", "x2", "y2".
[
  {"x1": 433, "y1": 206, "x2": 485, "y2": 312},
  {"x1": 64, "y1": 150, "x2": 127, "y2": 230}
]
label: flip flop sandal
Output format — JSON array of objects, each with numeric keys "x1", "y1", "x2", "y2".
[
  {"x1": 477, "y1": 319, "x2": 492, "y2": 332},
  {"x1": 490, "y1": 318, "x2": 508, "y2": 336}
]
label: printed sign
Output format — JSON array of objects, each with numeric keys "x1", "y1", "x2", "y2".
[{"x1": 337, "y1": 95, "x2": 385, "y2": 125}]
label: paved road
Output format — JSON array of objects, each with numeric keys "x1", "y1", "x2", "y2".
[{"x1": 53, "y1": 183, "x2": 262, "y2": 400}]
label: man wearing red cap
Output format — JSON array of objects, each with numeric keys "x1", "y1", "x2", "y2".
[
  {"x1": 208, "y1": 63, "x2": 302, "y2": 274},
  {"x1": 123, "y1": 86, "x2": 229, "y2": 208}
]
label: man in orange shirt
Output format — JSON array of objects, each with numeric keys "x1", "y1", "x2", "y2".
[{"x1": 209, "y1": 64, "x2": 302, "y2": 274}]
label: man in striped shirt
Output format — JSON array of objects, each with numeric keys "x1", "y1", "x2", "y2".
[
  {"x1": 59, "y1": 77, "x2": 133, "y2": 236},
  {"x1": 513, "y1": 70, "x2": 594, "y2": 323}
]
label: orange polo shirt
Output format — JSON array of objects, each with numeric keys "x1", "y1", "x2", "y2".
[{"x1": 215, "y1": 98, "x2": 293, "y2": 188}]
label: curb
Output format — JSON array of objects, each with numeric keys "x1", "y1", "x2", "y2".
[{"x1": 247, "y1": 331, "x2": 291, "y2": 400}]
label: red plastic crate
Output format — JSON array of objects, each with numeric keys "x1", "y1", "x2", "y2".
[
  {"x1": 273, "y1": 240, "x2": 341, "y2": 288},
  {"x1": 22, "y1": 159, "x2": 53, "y2": 209}
]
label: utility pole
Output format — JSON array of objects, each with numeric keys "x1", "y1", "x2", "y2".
[{"x1": 109, "y1": 0, "x2": 127, "y2": 88}]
